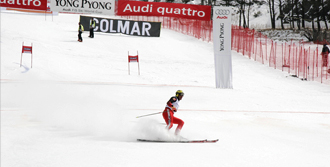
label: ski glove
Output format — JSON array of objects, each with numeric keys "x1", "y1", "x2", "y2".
[{"x1": 172, "y1": 106, "x2": 177, "y2": 112}]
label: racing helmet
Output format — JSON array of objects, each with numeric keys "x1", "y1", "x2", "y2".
[{"x1": 176, "y1": 90, "x2": 184, "y2": 97}]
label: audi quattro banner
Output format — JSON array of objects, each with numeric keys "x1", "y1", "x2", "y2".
[
  {"x1": 0, "y1": 0, "x2": 47, "y2": 10},
  {"x1": 117, "y1": 1, "x2": 211, "y2": 21},
  {"x1": 51, "y1": 0, "x2": 115, "y2": 15},
  {"x1": 213, "y1": 6, "x2": 232, "y2": 89},
  {"x1": 79, "y1": 15, "x2": 161, "y2": 37}
]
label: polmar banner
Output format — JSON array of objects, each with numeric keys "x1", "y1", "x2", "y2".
[
  {"x1": 51, "y1": 0, "x2": 115, "y2": 15},
  {"x1": 80, "y1": 15, "x2": 161, "y2": 37},
  {"x1": 117, "y1": 1, "x2": 211, "y2": 21}
]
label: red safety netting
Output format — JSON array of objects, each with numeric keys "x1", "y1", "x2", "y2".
[
  {"x1": 231, "y1": 26, "x2": 330, "y2": 84},
  {"x1": 121, "y1": 15, "x2": 330, "y2": 84}
]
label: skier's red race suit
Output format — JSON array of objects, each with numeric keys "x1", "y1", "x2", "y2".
[{"x1": 162, "y1": 96, "x2": 184, "y2": 135}]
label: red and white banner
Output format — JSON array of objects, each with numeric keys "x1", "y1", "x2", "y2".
[
  {"x1": 128, "y1": 56, "x2": 139, "y2": 62},
  {"x1": 0, "y1": 0, "x2": 47, "y2": 11},
  {"x1": 117, "y1": 1, "x2": 211, "y2": 21},
  {"x1": 213, "y1": 6, "x2": 232, "y2": 89}
]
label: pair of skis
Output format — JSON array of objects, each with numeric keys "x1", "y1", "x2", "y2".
[
  {"x1": 136, "y1": 112, "x2": 218, "y2": 143},
  {"x1": 137, "y1": 139, "x2": 219, "y2": 143}
]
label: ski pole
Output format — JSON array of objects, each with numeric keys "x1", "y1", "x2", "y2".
[{"x1": 136, "y1": 112, "x2": 162, "y2": 118}]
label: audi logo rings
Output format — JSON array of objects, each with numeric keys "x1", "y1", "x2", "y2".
[{"x1": 215, "y1": 9, "x2": 230, "y2": 15}]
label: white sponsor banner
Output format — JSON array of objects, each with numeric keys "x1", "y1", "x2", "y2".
[
  {"x1": 213, "y1": 6, "x2": 232, "y2": 89},
  {"x1": 50, "y1": 0, "x2": 115, "y2": 15}
]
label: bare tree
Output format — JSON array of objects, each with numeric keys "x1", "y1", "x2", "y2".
[
  {"x1": 267, "y1": 0, "x2": 276, "y2": 29},
  {"x1": 321, "y1": 0, "x2": 329, "y2": 29},
  {"x1": 219, "y1": 0, "x2": 236, "y2": 6},
  {"x1": 277, "y1": 0, "x2": 285, "y2": 29}
]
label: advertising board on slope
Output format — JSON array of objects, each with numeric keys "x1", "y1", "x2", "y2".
[
  {"x1": 0, "y1": 0, "x2": 47, "y2": 11},
  {"x1": 51, "y1": 0, "x2": 115, "y2": 15},
  {"x1": 117, "y1": 1, "x2": 211, "y2": 21},
  {"x1": 80, "y1": 15, "x2": 161, "y2": 37},
  {"x1": 213, "y1": 6, "x2": 232, "y2": 89}
]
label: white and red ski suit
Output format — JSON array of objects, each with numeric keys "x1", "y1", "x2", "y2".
[{"x1": 162, "y1": 96, "x2": 184, "y2": 135}]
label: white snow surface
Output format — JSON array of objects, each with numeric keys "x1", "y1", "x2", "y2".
[{"x1": 1, "y1": 11, "x2": 330, "y2": 167}]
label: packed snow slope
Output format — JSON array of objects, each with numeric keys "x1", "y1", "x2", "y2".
[{"x1": 1, "y1": 11, "x2": 330, "y2": 167}]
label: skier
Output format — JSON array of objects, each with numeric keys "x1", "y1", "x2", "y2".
[
  {"x1": 78, "y1": 22, "x2": 84, "y2": 42},
  {"x1": 162, "y1": 90, "x2": 184, "y2": 135}
]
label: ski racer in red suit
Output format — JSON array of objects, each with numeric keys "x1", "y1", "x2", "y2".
[{"x1": 162, "y1": 90, "x2": 184, "y2": 135}]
